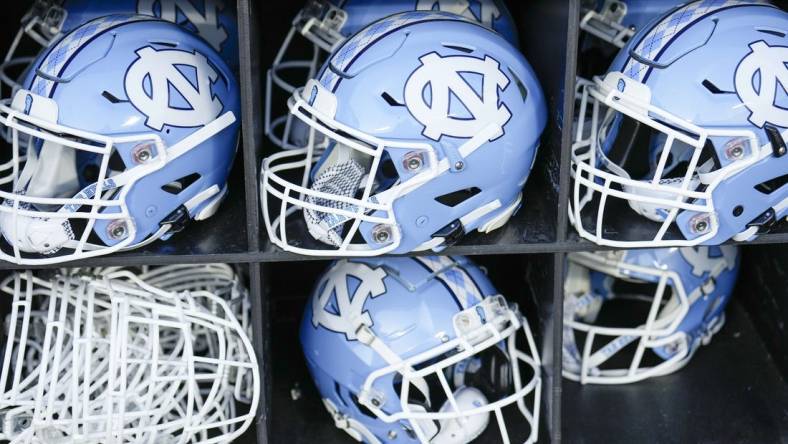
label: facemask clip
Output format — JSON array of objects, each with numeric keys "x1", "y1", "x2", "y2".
[
  {"x1": 746, "y1": 207, "x2": 777, "y2": 234},
  {"x1": 160, "y1": 205, "x2": 190, "y2": 234},
  {"x1": 432, "y1": 219, "x2": 465, "y2": 247}
]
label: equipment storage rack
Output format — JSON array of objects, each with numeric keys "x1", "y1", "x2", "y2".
[{"x1": 0, "y1": 1, "x2": 785, "y2": 443}]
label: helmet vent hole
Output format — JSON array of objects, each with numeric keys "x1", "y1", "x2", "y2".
[
  {"x1": 101, "y1": 91, "x2": 123, "y2": 104},
  {"x1": 334, "y1": 382, "x2": 346, "y2": 406},
  {"x1": 350, "y1": 395, "x2": 377, "y2": 419},
  {"x1": 754, "y1": 173, "x2": 788, "y2": 194},
  {"x1": 701, "y1": 79, "x2": 731, "y2": 95},
  {"x1": 380, "y1": 92, "x2": 404, "y2": 107},
  {"x1": 161, "y1": 173, "x2": 201, "y2": 195},
  {"x1": 507, "y1": 67, "x2": 529, "y2": 102},
  {"x1": 149, "y1": 40, "x2": 178, "y2": 48},
  {"x1": 756, "y1": 28, "x2": 785, "y2": 38},
  {"x1": 733, "y1": 206, "x2": 744, "y2": 217},
  {"x1": 435, "y1": 187, "x2": 481, "y2": 207},
  {"x1": 441, "y1": 43, "x2": 474, "y2": 53}
]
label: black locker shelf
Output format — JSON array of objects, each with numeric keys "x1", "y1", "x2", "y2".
[
  {"x1": 0, "y1": 0, "x2": 783, "y2": 442},
  {"x1": 243, "y1": 0, "x2": 788, "y2": 442}
]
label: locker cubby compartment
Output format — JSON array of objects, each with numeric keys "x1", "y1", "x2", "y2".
[
  {"x1": 562, "y1": 0, "x2": 788, "y2": 250},
  {"x1": 0, "y1": 3, "x2": 254, "y2": 269},
  {"x1": 0, "y1": 263, "x2": 262, "y2": 443},
  {"x1": 560, "y1": 246, "x2": 788, "y2": 443},
  {"x1": 256, "y1": 1, "x2": 576, "y2": 260},
  {"x1": 266, "y1": 254, "x2": 556, "y2": 443}
]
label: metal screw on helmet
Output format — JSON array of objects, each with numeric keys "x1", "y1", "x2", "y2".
[
  {"x1": 131, "y1": 142, "x2": 155, "y2": 164},
  {"x1": 107, "y1": 220, "x2": 129, "y2": 240},
  {"x1": 724, "y1": 138, "x2": 747, "y2": 160},
  {"x1": 372, "y1": 225, "x2": 392, "y2": 244},
  {"x1": 690, "y1": 214, "x2": 711, "y2": 234},
  {"x1": 454, "y1": 160, "x2": 465, "y2": 171},
  {"x1": 664, "y1": 340, "x2": 681, "y2": 355},
  {"x1": 403, "y1": 152, "x2": 424, "y2": 172},
  {"x1": 388, "y1": 431, "x2": 398, "y2": 440},
  {"x1": 371, "y1": 398, "x2": 381, "y2": 407}
]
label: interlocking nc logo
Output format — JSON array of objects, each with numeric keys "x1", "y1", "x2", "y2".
[
  {"x1": 137, "y1": 0, "x2": 228, "y2": 51},
  {"x1": 125, "y1": 46, "x2": 223, "y2": 131},
  {"x1": 679, "y1": 246, "x2": 737, "y2": 277},
  {"x1": 734, "y1": 40, "x2": 788, "y2": 128},
  {"x1": 312, "y1": 262, "x2": 387, "y2": 341},
  {"x1": 405, "y1": 53, "x2": 511, "y2": 141},
  {"x1": 415, "y1": 0, "x2": 501, "y2": 27}
]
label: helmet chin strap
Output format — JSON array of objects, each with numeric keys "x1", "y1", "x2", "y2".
[
  {"x1": 624, "y1": 176, "x2": 701, "y2": 223},
  {"x1": 0, "y1": 142, "x2": 76, "y2": 255},
  {"x1": 354, "y1": 323, "x2": 493, "y2": 444},
  {"x1": 431, "y1": 387, "x2": 490, "y2": 444}
]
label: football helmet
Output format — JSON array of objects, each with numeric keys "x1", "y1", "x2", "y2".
[
  {"x1": 570, "y1": 0, "x2": 788, "y2": 247},
  {"x1": 260, "y1": 11, "x2": 546, "y2": 256},
  {"x1": 563, "y1": 246, "x2": 740, "y2": 385},
  {"x1": 580, "y1": 0, "x2": 683, "y2": 50},
  {"x1": 1, "y1": 0, "x2": 238, "y2": 96},
  {"x1": 0, "y1": 15, "x2": 240, "y2": 264},
  {"x1": 301, "y1": 255, "x2": 541, "y2": 443},
  {"x1": 0, "y1": 266, "x2": 259, "y2": 443},
  {"x1": 265, "y1": 0, "x2": 519, "y2": 150}
]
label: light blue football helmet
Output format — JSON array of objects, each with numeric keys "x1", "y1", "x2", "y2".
[
  {"x1": 570, "y1": 0, "x2": 788, "y2": 247},
  {"x1": 261, "y1": 11, "x2": 546, "y2": 256},
  {"x1": 301, "y1": 255, "x2": 541, "y2": 443},
  {"x1": 563, "y1": 245, "x2": 740, "y2": 384},
  {"x1": 0, "y1": 15, "x2": 240, "y2": 264},
  {"x1": 265, "y1": 0, "x2": 520, "y2": 150},
  {"x1": 580, "y1": 0, "x2": 686, "y2": 49},
  {"x1": 0, "y1": 0, "x2": 238, "y2": 95}
]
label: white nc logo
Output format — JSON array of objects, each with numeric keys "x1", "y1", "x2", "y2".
[
  {"x1": 405, "y1": 53, "x2": 511, "y2": 141},
  {"x1": 415, "y1": 0, "x2": 501, "y2": 27},
  {"x1": 734, "y1": 40, "x2": 788, "y2": 128},
  {"x1": 680, "y1": 246, "x2": 737, "y2": 277},
  {"x1": 125, "y1": 47, "x2": 223, "y2": 131},
  {"x1": 137, "y1": 0, "x2": 228, "y2": 51},
  {"x1": 312, "y1": 262, "x2": 387, "y2": 341}
]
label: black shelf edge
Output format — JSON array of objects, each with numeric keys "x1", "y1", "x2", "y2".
[
  {"x1": 238, "y1": 0, "x2": 262, "y2": 253},
  {"x1": 251, "y1": 229, "x2": 788, "y2": 263},
  {"x1": 556, "y1": 0, "x2": 581, "y2": 246},
  {"x1": 249, "y1": 262, "x2": 270, "y2": 444},
  {"x1": 0, "y1": 252, "x2": 259, "y2": 270},
  {"x1": 562, "y1": 229, "x2": 788, "y2": 253},
  {"x1": 4, "y1": 229, "x2": 785, "y2": 269},
  {"x1": 4, "y1": 230, "x2": 783, "y2": 270}
]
